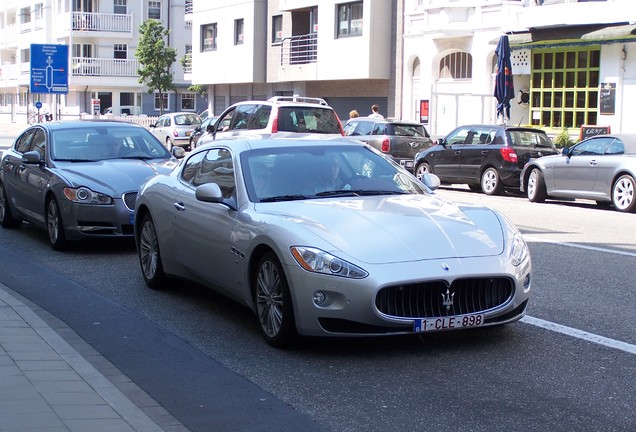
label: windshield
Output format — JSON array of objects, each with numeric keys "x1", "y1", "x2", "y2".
[
  {"x1": 174, "y1": 113, "x2": 201, "y2": 126},
  {"x1": 242, "y1": 145, "x2": 427, "y2": 202},
  {"x1": 50, "y1": 126, "x2": 172, "y2": 161}
]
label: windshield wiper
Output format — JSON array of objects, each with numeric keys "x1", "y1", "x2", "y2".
[
  {"x1": 315, "y1": 190, "x2": 361, "y2": 197},
  {"x1": 55, "y1": 158, "x2": 98, "y2": 162},
  {"x1": 260, "y1": 194, "x2": 308, "y2": 202}
]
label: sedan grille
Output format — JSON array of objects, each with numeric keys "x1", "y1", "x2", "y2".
[
  {"x1": 375, "y1": 278, "x2": 514, "y2": 318},
  {"x1": 123, "y1": 192, "x2": 138, "y2": 212}
]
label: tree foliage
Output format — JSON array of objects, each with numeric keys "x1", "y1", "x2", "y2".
[{"x1": 136, "y1": 19, "x2": 177, "y2": 115}]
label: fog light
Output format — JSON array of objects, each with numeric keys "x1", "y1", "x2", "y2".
[
  {"x1": 523, "y1": 273, "x2": 531, "y2": 290},
  {"x1": 313, "y1": 291, "x2": 326, "y2": 305}
]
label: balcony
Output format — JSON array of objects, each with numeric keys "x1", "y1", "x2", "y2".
[
  {"x1": 72, "y1": 12, "x2": 133, "y2": 34},
  {"x1": 280, "y1": 34, "x2": 317, "y2": 65},
  {"x1": 71, "y1": 57, "x2": 139, "y2": 77}
]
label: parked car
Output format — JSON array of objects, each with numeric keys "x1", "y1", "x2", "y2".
[
  {"x1": 149, "y1": 112, "x2": 202, "y2": 151},
  {"x1": 134, "y1": 136, "x2": 532, "y2": 347},
  {"x1": 414, "y1": 124, "x2": 558, "y2": 195},
  {"x1": 343, "y1": 117, "x2": 434, "y2": 172},
  {"x1": 189, "y1": 115, "x2": 219, "y2": 149},
  {"x1": 520, "y1": 133, "x2": 636, "y2": 212},
  {"x1": 197, "y1": 96, "x2": 343, "y2": 146},
  {"x1": 0, "y1": 120, "x2": 184, "y2": 250}
]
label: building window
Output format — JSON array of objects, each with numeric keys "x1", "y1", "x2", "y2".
[
  {"x1": 337, "y1": 2, "x2": 363, "y2": 38},
  {"x1": 272, "y1": 15, "x2": 282, "y2": 43},
  {"x1": 530, "y1": 47, "x2": 601, "y2": 129},
  {"x1": 114, "y1": 44, "x2": 127, "y2": 59},
  {"x1": 148, "y1": 1, "x2": 161, "y2": 20},
  {"x1": 181, "y1": 93, "x2": 195, "y2": 110},
  {"x1": 34, "y1": 3, "x2": 44, "y2": 20},
  {"x1": 439, "y1": 52, "x2": 472, "y2": 79},
  {"x1": 154, "y1": 93, "x2": 168, "y2": 110},
  {"x1": 20, "y1": 7, "x2": 31, "y2": 24},
  {"x1": 235, "y1": 18, "x2": 244, "y2": 45},
  {"x1": 20, "y1": 49, "x2": 30, "y2": 63},
  {"x1": 114, "y1": 0, "x2": 127, "y2": 14},
  {"x1": 202, "y1": 23, "x2": 217, "y2": 51},
  {"x1": 183, "y1": 45, "x2": 192, "y2": 73},
  {"x1": 73, "y1": 43, "x2": 93, "y2": 58}
]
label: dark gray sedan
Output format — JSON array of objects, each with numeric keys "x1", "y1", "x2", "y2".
[
  {"x1": 520, "y1": 133, "x2": 636, "y2": 212},
  {"x1": 0, "y1": 120, "x2": 183, "y2": 250}
]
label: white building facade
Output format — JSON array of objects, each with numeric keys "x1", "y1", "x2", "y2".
[
  {"x1": 402, "y1": 0, "x2": 636, "y2": 138},
  {"x1": 0, "y1": 0, "x2": 202, "y2": 124}
]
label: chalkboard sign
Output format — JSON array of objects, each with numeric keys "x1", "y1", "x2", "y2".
[
  {"x1": 599, "y1": 83, "x2": 616, "y2": 115},
  {"x1": 580, "y1": 125, "x2": 611, "y2": 141}
]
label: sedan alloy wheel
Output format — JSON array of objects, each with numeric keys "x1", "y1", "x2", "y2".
[
  {"x1": 481, "y1": 168, "x2": 503, "y2": 195},
  {"x1": 527, "y1": 168, "x2": 547, "y2": 202},
  {"x1": 254, "y1": 252, "x2": 296, "y2": 347},
  {"x1": 138, "y1": 213, "x2": 167, "y2": 288},
  {"x1": 46, "y1": 197, "x2": 68, "y2": 250},
  {"x1": 612, "y1": 174, "x2": 636, "y2": 212}
]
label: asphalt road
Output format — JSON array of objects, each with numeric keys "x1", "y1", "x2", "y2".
[{"x1": 0, "y1": 127, "x2": 634, "y2": 431}]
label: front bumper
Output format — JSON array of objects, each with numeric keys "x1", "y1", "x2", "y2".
[{"x1": 58, "y1": 195, "x2": 136, "y2": 239}]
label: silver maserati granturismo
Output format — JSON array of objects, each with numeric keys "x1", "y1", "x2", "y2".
[{"x1": 134, "y1": 137, "x2": 532, "y2": 347}]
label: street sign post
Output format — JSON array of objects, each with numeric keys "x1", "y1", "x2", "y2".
[{"x1": 30, "y1": 44, "x2": 69, "y2": 94}]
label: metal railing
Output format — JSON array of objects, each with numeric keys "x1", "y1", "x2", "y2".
[
  {"x1": 280, "y1": 33, "x2": 318, "y2": 65},
  {"x1": 72, "y1": 12, "x2": 133, "y2": 33},
  {"x1": 71, "y1": 57, "x2": 139, "y2": 77}
]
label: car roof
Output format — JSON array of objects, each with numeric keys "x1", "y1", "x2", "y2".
[
  {"x1": 351, "y1": 117, "x2": 424, "y2": 126},
  {"x1": 23, "y1": 120, "x2": 146, "y2": 131},
  {"x1": 211, "y1": 136, "x2": 363, "y2": 152},
  {"x1": 455, "y1": 124, "x2": 548, "y2": 133},
  {"x1": 227, "y1": 96, "x2": 332, "y2": 109}
]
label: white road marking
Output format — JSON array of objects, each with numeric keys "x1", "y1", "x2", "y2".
[
  {"x1": 524, "y1": 236, "x2": 636, "y2": 258},
  {"x1": 521, "y1": 315, "x2": 636, "y2": 355}
]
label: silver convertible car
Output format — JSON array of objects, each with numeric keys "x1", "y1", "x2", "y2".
[
  {"x1": 0, "y1": 120, "x2": 183, "y2": 250},
  {"x1": 135, "y1": 137, "x2": 532, "y2": 347},
  {"x1": 521, "y1": 133, "x2": 636, "y2": 212}
]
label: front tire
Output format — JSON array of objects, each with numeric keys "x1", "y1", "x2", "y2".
[
  {"x1": 415, "y1": 162, "x2": 431, "y2": 181},
  {"x1": 612, "y1": 174, "x2": 636, "y2": 212},
  {"x1": 138, "y1": 213, "x2": 168, "y2": 289},
  {"x1": 527, "y1": 168, "x2": 547, "y2": 202},
  {"x1": 0, "y1": 183, "x2": 22, "y2": 228},
  {"x1": 46, "y1": 197, "x2": 68, "y2": 250},
  {"x1": 253, "y1": 252, "x2": 297, "y2": 348},
  {"x1": 481, "y1": 167, "x2": 503, "y2": 195}
]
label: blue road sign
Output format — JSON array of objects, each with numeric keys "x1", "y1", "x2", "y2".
[{"x1": 30, "y1": 44, "x2": 69, "y2": 94}]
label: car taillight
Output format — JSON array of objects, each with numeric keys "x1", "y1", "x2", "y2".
[
  {"x1": 381, "y1": 138, "x2": 390, "y2": 153},
  {"x1": 500, "y1": 147, "x2": 518, "y2": 162},
  {"x1": 172, "y1": 129, "x2": 179, "y2": 138},
  {"x1": 272, "y1": 116, "x2": 278, "y2": 133}
]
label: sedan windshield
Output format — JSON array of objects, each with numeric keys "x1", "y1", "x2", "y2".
[
  {"x1": 51, "y1": 127, "x2": 172, "y2": 161},
  {"x1": 242, "y1": 145, "x2": 427, "y2": 202}
]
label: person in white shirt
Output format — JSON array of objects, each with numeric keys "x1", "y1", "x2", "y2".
[{"x1": 369, "y1": 104, "x2": 384, "y2": 119}]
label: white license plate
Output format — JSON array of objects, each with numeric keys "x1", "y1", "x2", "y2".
[
  {"x1": 413, "y1": 314, "x2": 484, "y2": 332},
  {"x1": 185, "y1": 131, "x2": 192, "y2": 136}
]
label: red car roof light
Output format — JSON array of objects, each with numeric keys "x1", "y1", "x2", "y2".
[{"x1": 500, "y1": 146, "x2": 518, "y2": 162}]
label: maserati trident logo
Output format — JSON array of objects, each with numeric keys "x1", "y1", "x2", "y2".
[{"x1": 441, "y1": 289, "x2": 455, "y2": 311}]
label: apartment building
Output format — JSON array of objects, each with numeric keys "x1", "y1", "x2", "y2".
[
  {"x1": 0, "y1": 0, "x2": 202, "y2": 123},
  {"x1": 403, "y1": 0, "x2": 636, "y2": 137},
  {"x1": 188, "y1": 0, "x2": 400, "y2": 122}
]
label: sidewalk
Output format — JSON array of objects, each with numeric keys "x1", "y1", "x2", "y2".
[{"x1": 0, "y1": 283, "x2": 187, "y2": 432}]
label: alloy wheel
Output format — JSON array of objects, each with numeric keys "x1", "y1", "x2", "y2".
[
  {"x1": 140, "y1": 218, "x2": 159, "y2": 280},
  {"x1": 255, "y1": 259, "x2": 284, "y2": 338},
  {"x1": 613, "y1": 175, "x2": 635, "y2": 212}
]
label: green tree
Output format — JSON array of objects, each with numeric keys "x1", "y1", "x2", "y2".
[{"x1": 136, "y1": 19, "x2": 177, "y2": 115}]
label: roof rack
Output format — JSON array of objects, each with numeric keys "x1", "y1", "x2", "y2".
[{"x1": 267, "y1": 96, "x2": 328, "y2": 106}]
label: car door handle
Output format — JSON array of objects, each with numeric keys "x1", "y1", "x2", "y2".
[
  {"x1": 589, "y1": 160, "x2": 598, "y2": 166},
  {"x1": 173, "y1": 202, "x2": 185, "y2": 211},
  {"x1": 454, "y1": 151, "x2": 461, "y2": 155},
  {"x1": 481, "y1": 150, "x2": 489, "y2": 154}
]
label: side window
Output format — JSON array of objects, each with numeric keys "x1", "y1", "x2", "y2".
[
  {"x1": 230, "y1": 104, "x2": 255, "y2": 130},
  {"x1": 181, "y1": 151, "x2": 206, "y2": 185},
  {"x1": 371, "y1": 123, "x2": 386, "y2": 135},
  {"x1": 247, "y1": 104, "x2": 272, "y2": 130},
  {"x1": 446, "y1": 128, "x2": 470, "y2": 145},
  {"x1": 343, "y1": 120, "x2": 358, "y2": 136},
  {"x1": 216, "y1": 107, "x2": 235, "y2": 132},
  {"x1": 164, "y1": 117, "x2": 171, "y2": 127},
  {"x1": 572, "y1": 137, "x2": 612, "y2": 156},
  {"x1": 354, "y1": 121, "x2": 374, "y2": 136},
  {"x1": 30, "y1": 129, "x2": 46, "y2": 158},
  {"x1": 605, "y1": 139, "x2": 624, "y2": 155},
  {"x1": 15, "y1": 130, "x2": 35, "y2": 153},
  {"x1": 193, "y1": 148, "x2": 235, "y2": 199}
]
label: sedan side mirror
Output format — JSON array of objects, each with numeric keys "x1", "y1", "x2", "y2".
[
  {"x1": 436, "y1": 138, "x2": 445, "y2": 146},
  {"x1": 421, "y1": 173, "x2": 441, "y2": 191},
  {"x1": 172, "y1": 147, "x2": 186, "y2": 159},
  {"x1": 22, "y1": 150, "x2": 43, "y2": 164},
  {"x1": 562, "y1": 147, "x2": 573, "y2": 157}
]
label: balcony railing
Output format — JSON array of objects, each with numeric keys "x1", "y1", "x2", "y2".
[
  {"x1": 280, "y1": 33, "x2": 317, "y2": 65},
  {"x1": 72, "y1": 12, "x2": 132, "y2": 33},
  {"x1": 71, "y1": 57, "x2": 139, "y2": 77}
]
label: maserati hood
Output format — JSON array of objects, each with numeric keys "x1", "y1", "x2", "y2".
[{"x1": 258, "y1": 195, "x2": 505, "y2": 264}]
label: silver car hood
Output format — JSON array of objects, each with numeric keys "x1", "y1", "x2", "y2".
[
  {"x1": 257, "y1": 195, "x2": 504, "y2": 264},
  {"x1": 58, "y1": 159, "x2": 178, "y2": 194}
]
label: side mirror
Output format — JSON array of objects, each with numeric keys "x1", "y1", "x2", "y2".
[
  {"x1": 421, "y1": 173, "x2": 441, "y2": 191},
  {"x1": 195, "y1": 183, "x2": 224, "y2": 203},
  {"x1": 22, "y1": 150, "x2": 43, "y2": 164},
  {"x1": 172, "y1": 147, "x2": 186, "y2": 159},
  {"x1": 562, "y1": 147, "x2": 572, "y2": 157},
  {"x1": 436, "y1": 138, "x2": 445, "y2": 146}
]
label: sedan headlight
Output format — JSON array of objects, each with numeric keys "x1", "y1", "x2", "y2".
[
  {"x1": 63, "y1": 187, "x2": 113, "y2": 205},
  {"x1": 509, "y1": 232, "x2": 529, "y2": 267},
  {"x1": 290, "y1": 246, "x2": 368, "y2": 279}
]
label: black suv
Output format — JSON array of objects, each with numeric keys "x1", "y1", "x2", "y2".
[
  {"x1": 344, "y1": 117, "x2": 434, "y2": 172},
  {"x1": 413, "y1": 124, "x2": 558, "y2": 195}
]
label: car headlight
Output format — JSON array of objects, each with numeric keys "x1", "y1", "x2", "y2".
[
  {"x1": 290, "y1": 246, "x2": 368, "y2": 279},
  {"x1": 63, "y1": 187, "x2": 113, "y2": 205},
  {"x1": 509, "y1": 232, "x2": 529, "y2": 267}
]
